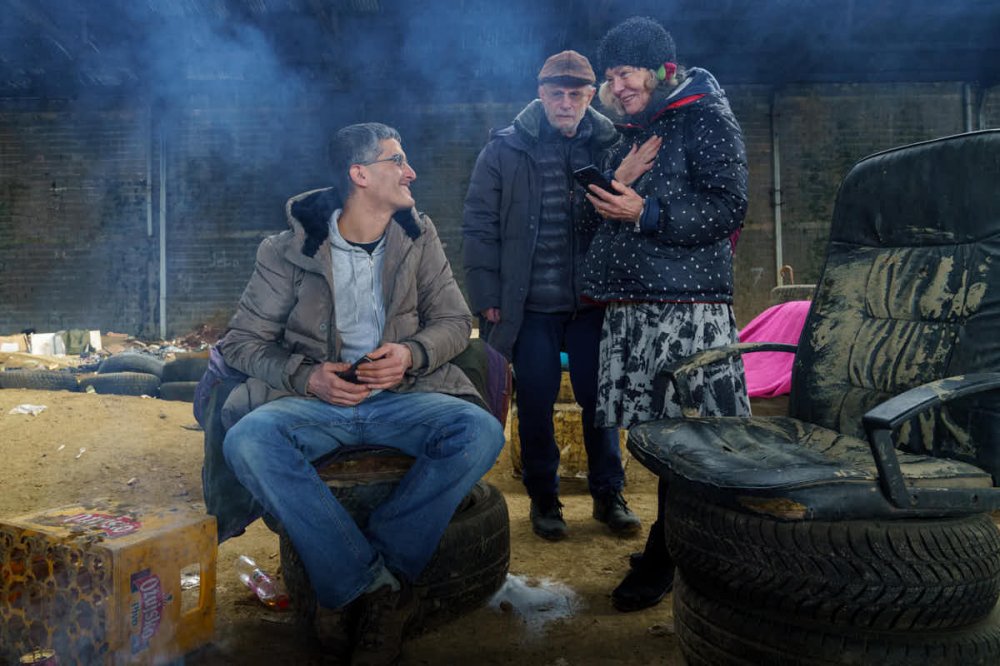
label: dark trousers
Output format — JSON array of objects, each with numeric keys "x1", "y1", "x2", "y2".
[
  {"x1": 511, "y1": 308, "x2": 624, "y2": 500},
  {"x1": 645, "y1": 477, "x2": 671, "y2": 563}
]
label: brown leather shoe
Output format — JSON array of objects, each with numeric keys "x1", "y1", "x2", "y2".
[{"x1": 350, "y1": 582, "x2": 415, "y2": 666}]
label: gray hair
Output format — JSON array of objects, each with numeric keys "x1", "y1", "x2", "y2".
[
  {"x1": 597, "y1": 66, "x2": 684, "y2": 117},
  {"x1": 328, "y1": 122, "x2": 402, "y2": 198}
]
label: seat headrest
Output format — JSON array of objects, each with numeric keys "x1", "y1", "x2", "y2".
[{"x1": 833, "y1": 130, "x2": 1000, "y2": 248}]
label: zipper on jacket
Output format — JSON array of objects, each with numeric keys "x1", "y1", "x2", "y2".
[
  {"x1": 567, "y1": 154, "x2": 579, "y2": 318},
  {"x1": 368, "y1": 253, "x2": 384, "y2": 344},
  {"x1": 381, "y1": 224, "x2": 417, "y2": 331}
]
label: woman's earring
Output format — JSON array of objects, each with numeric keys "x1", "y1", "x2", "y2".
[{"x1": 657, "y1": 63, "x2": 677, "y2": 81}]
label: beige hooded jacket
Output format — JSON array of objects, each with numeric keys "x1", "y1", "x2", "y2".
[{"x1": 219, "y1": 187, "x2": 477, "y2": 425}]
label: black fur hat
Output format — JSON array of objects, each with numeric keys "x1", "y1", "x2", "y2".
[{"x1": 597, "y1": 16, "x2": 676, "y2": 73}]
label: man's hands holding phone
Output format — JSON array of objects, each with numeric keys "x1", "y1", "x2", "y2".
[
  {"x1": 336, "y1": 354, "x2": 374, "y2": 383},
  {"x1": 306, "y1": 342, "x2": 414, "y2": 406}
]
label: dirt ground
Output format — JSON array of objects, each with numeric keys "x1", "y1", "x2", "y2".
[{"x1": 0, "y1": 386, "x2": 685, "y2": 665}]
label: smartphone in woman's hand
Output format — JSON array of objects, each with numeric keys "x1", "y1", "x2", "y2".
[{"x1": 573, "y1": 165, "x2": 614, "y2": 192}]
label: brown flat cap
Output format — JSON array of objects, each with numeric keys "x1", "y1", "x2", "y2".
[{"x1": 537, "y1": 50, "x2": 596, "y2": 85}]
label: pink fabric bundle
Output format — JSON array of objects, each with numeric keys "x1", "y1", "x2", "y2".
[{"x1": 739, "y1": 300, "x2": 811, "y2": 398}]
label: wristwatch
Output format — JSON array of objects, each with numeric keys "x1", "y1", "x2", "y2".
[{"x1": 634, "y1": 198, "x2": 646, "y2": 233}]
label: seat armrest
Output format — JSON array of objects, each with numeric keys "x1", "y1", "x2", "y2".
[
  {"x1": 862, "y1": 372, "x2": 1000, "y2": 512},
  {"x1": 654, "y1": 342, "x2": 797, "y2": 417},
  {"x1": 863, "y1": 373, "x2": 1000, "y2": 431}
]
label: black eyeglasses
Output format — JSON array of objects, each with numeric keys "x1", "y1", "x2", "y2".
[{"x1": 357, "y1": 154, "x2": 408, "y2": 168}]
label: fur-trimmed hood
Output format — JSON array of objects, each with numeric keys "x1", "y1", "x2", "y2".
[
  {"x1": 488, "y1": 101, "x2": 619, "y2": 153},
  {"x1": 286, "y1": 187, "x2": 422, "y2": 258}
]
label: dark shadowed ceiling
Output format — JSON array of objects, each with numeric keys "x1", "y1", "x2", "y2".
[{"x1": 1, "y1": 0, "x2": 998, "y2": 102}]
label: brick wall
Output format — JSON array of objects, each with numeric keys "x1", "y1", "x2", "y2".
[
  {"x1": 983, "y1": 87, "x2": 1000, "y2": 129},
  {"x1": 162, "y1": 100, "x2": 334, "y2": 335},
  {"x1": 0, "y1": 103, "x2": 155, "y2": 335},
  {"x1": 727, "y1": 86, "x2": 777, "y2": 325},
  {"x1": 773, "y1": 82, "x2": 965, "y2": 297},
  {"x1": 0, "y1": 83, "x2": 996, "y2": 338}
]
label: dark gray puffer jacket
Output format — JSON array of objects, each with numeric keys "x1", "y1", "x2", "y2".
[
  {"x1": 462, "y1": 102, "x2": 621, "y2": 358},
  {"x1": 582, "y1": 67, "x2": 748, "y2": 304}
]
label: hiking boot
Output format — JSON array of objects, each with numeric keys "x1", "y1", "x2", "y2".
[
  {"x1": 350, "y1": 582, "x2": 416, "y2": 666},
  {"x1": 530, "y1": 496, "x2": 567, "y2": 541},
  {"x1": 592, "y1": 491, "x2": 642, "y2": 535},
  {"x1": 314, "y1": 604, "x2": 355, "y2": 661},
  {"x1": 611, "y1": 557, "x2": 675, "y2": 612}
]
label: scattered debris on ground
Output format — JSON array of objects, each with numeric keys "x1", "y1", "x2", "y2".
[{"x1": 0, "y1": 324, "x2": 225, "y2": 374}]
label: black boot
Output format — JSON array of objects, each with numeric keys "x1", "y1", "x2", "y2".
[
  {"x1": 612, "y1": 558, "x2": 674, "y2": 612},
  {"x1": 314, "y1": 604, "x2": 356, "y2": 662},
  {"x1": 593, "y1": 490, "x2": 642, "y2": 535},
  {"x1": 612, "y1": 505, "x2": 673, "y2": 612},
  {"x1": 530, "y1": 495, "x2": 567, "y2": 541},
  {"x1": 351, "y1": 582, "x2": 416, "y2": 666}
]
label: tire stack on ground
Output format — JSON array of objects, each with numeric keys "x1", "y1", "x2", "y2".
[
  {"x1": 0, "y1": 369, "x2": 81, "y2": 392},
  {"x1": 0, "y1": 351, "x2": 209, "y2": 401},
  {"x1": 279, "y1": 452, "x2": 510, "y2": 651},
  {"x1": 159, "y1": 352, "x2": 209, "y2": 402},
  {"x1": 79, "y1": 353, "x2": 164, "y2": 397},
  {"x1": 665, "y1": 485, "x2": 1000, "y2": 664}
]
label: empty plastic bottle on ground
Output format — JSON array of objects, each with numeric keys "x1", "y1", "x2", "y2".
[{"x1": 234, "y1": 554, "x2": 290, "y2": 610}]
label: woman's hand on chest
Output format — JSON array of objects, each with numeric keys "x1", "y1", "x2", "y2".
[{"x1": 614, "y1": 135, "x2": 662, "y2": 187}]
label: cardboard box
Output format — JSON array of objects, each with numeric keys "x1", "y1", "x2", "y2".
[
  {"x1": 25, "y1": 330, "x2": 102, "y2": 356},
  {"x1": 0, "y1": 333, "x2": 28, "y2": 353},
  {"x1": 100, "y1": 333, "x2": 131, "y2": 355},
  {"x1": 27, "y1": 332, "x2": 66, "y2": 356},
  {"x1": 0, "y1": 502, "x2": 217, "y2": 665}
]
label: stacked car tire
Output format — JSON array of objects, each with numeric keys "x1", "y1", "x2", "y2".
[
  {"x1": 665, "y1": 485, "x2": 1000, "y2": 665},
  {"x1": 79, "y1": 352, "x2": 164, "y2": 396},
  {"x1": 278, "y1": 454, "x2": 510, "y2": 650},
  {"x1": 159, "y1": 352, "x2": 209, "y2": 402},
  {"x1": 0, "y1": 369, "x2": 81, "y2": 391},
  {"x1": 0, "y1": 351, "x2": 208, "y2": 402}
]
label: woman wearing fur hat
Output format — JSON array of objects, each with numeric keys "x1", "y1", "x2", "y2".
[{"x1": 580, "y1": 16, "x2": 750, "y2": 612}]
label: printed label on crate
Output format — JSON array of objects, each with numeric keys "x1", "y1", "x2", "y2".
[
  {"x1": 60, "y1": 511, "x2": 142, "y2": 538},
  {"x1": 130, "y1": 568, "x2": 173, "y2": 653}
]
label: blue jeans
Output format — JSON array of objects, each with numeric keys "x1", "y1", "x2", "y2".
[
  {"x1": 511, "y1": 308, "x2": 624, "y2": 499},
  {"x1": 222, "y1": 390, "x2": 504, "y2": 609}
]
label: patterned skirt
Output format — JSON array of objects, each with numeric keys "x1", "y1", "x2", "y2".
[{"x1": 596, "y1": 301, "x2": 750, "y2": 429}]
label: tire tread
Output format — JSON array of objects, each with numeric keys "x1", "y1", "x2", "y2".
[{"x1": 665, "y1": 489, "x2": 1000, "y2": 631}]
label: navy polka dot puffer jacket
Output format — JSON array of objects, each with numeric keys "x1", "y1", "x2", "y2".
[{"x1": 582, "y1": 67, "x2": 748, "y2": 304}]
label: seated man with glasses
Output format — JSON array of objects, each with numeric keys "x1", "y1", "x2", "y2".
[{"x1": 218, "y1": 122, "x2": 504, "y2": 665}]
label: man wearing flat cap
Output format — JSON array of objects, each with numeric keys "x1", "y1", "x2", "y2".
[{"x1": 463, "y1": 50, "x2": 649, "y2": 541}]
